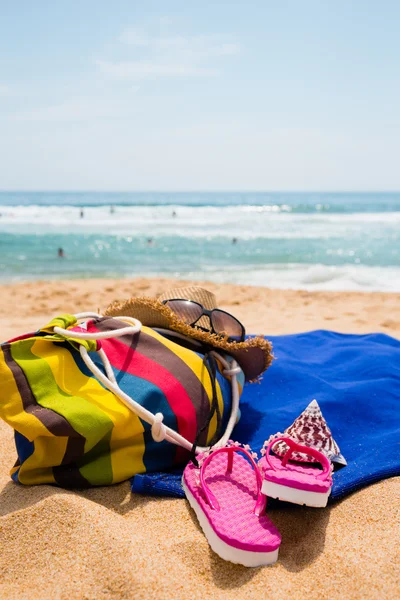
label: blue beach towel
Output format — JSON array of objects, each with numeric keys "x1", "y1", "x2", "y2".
[{"x1": 131, "y1": 330, "x2": 400, "y2": 502}]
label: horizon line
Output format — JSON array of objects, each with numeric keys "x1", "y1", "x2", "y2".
[{"x1": 1, "y1": 189, "x2": 400, "y2": 194}]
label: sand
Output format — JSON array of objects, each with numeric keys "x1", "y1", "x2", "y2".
[{"x1": 0, "y1": 278, "x2": 399, "y2": 600}]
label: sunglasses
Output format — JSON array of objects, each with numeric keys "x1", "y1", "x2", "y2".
[{"x1": 161, "y1": 299, "x2": 245, "y2": 342}]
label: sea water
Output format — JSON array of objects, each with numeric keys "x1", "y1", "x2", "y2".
[{"x1": 0, "y1": 192, "x2": 399, "y2": 292}]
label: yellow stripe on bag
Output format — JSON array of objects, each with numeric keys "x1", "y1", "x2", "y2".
[
  {"x1": 0, "y1": 345, "x2": 59, "y2": 438},
  {"x1": 17, "y1": 436, "x2": 70, "y2": 485},
  {"x1": 30, "y1": 339, "x2": 146, "y2": 482},
  {"x1": 143, "y1": 327, "x2": 225, "y2": 443},
  {"x1": 0, "y1": 344, "x2": 70, "y2": 484}
]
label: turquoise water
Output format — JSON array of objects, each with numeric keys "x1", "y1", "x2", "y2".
[{"x1": 0, "y1": 192, "x2": 399, "y2": 291}]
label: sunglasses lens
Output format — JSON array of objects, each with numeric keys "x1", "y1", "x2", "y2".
[
  {"x1": 164, "y1": 300, "x2": 204, "y2": 325},
  {"x1": 211, "y1": 310, "x2": 245, "y2": 341}
]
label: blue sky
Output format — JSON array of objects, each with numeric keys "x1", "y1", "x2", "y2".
[{"x1": 1, "y1": 1, "x2": 399, "y2": 191}]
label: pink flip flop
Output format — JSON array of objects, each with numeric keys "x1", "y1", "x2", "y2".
[
  {"x1": 259, "y1": 437, "x2": 333, "y2": 508},
  {"x1": 182, "y1": 443, "x2": 281, "y2": 567}
]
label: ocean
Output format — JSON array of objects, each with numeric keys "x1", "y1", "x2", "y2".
[{"x1": 0, "y1": 192, "x2": 399, "y2": 292}]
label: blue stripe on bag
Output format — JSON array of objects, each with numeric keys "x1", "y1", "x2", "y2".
[
  {"x1": 12, "y1": 431, "x2": 35, "y2": 482},
  {"x1": 74, "y1": 350, "x2": 178, "y2": 472}
]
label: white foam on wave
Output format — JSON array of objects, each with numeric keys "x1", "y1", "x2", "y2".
[
  {"x1": 1, "y1": 204, "x2": 399, "y2": 241},
  {"x1": 177, "y1": 263, "x2": 400, "y2": 292},
  {"x1": 0, "y1": 260, "x2": 399, "y2": 292}
]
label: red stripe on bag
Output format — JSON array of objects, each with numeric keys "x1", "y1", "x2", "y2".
[{"x1": 91, "y1": 334, "x2": 197, "y2": 463}]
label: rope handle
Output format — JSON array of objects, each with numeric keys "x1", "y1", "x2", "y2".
[
  {"x1": 53, "y1": 312, "x2": 142, "y2": 340},
  {"x1": 51, "y1": 313, "x2": 242, "y2": 455}
]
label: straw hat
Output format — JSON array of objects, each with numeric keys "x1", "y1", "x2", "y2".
[{"x1": 104, "y1": 286, "x2": 273, "y2": 381}]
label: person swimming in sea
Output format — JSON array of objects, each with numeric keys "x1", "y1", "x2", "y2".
[{"x1": 58, "y1": 247, "x2": 65, "y2": 258}]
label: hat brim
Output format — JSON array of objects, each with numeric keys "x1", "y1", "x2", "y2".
[{"x1": 104, "y1": 297, "x2": 273, "y2": 381}]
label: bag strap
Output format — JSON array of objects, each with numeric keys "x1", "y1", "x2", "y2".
[{"x1": 52, "y1": 314, "x2": 242, "y2": 455}]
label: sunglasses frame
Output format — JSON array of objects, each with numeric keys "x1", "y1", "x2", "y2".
[{"x1": 161, "y1": 298, "x2": 246, "y2": 342}]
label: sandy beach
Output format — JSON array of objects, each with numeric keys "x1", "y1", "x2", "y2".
[{"x1": 0, "y1": 278, "x2": 399, "y2": 600}]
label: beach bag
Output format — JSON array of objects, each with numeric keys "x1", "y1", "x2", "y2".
[{"x1": 0, "y1": 313, "x2": 244, "y2": 487}]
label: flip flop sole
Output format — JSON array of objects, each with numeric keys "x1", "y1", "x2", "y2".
[
  {"x1": 182, "y1": 478, "x2": 279, "y2": 567},
  {"x1": 262, "y1": 479, "x2": 331, "y2": 508}
]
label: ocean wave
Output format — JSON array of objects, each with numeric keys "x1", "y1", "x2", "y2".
[
  {"x1": 1, "y1": 191, "x2": 400, "y2": 213},
  {"x1": 1, "y1": 261, "x2": 399, "y2": 292},
  {"x1": 1, "y1": 196, "x2": 399, "y2": 292},
  {"x1": 185, "y1": 264, "x2": 400, "y2": 292},
  {"x1": 1, "y1": 205, "x2": 400, "y2": 239}
]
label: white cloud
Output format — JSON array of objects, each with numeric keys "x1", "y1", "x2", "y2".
[
  {"x1": 97, "y1": 30, "x2": 241, "y2": 79},
  {"x1": 8, "y1": 95, "x2": 139, "y2": 122},
  {"x1": 158, "y1": 16, "x2": 174, "y2": 27},
  {"x1": 119, "y1": 31, "x2": 241, "y2": 59},
  {"x1": 0, "y1": 85, "x2": 10, "y2": 96},
  {"x1": 95, "y1": 59, "x2": 217, "y2": 78}
]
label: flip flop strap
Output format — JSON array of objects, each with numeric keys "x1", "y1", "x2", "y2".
[
  {"x1": 200, "y1": 446, "x2": 266, "y2": 515},
  {"x1": 265, "y1": 436, "x2": 332, "y2": 480}
]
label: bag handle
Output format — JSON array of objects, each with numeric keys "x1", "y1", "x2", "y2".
[{"x1": 53, "y1": 314, "x2": 242, "y2": 455}]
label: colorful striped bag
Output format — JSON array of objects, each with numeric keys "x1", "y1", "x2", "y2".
[{"x1": 0, "y1": 313, "x2": 244, "y2": 487}]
